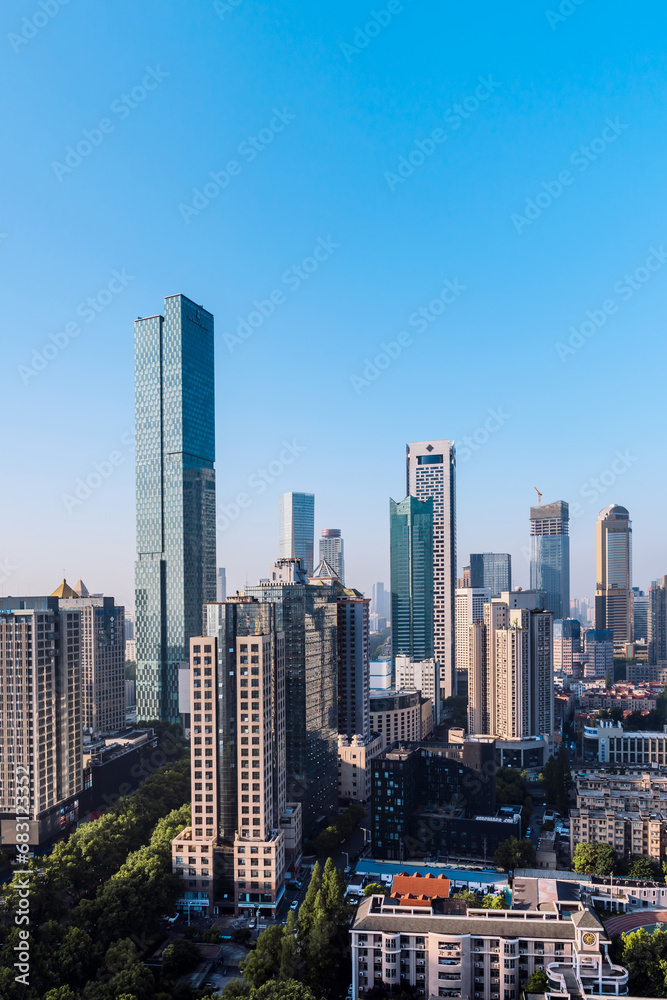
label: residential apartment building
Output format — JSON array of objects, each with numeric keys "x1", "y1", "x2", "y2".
[
  {"x1": 553, "y1": 618, "x2": 581, "y2": 675},
  {"x1": 55, "y1": 579, "x2": 125, "y2": 736},
  {"x1": 351, "y1": 893, "x2": 627, "y2": 1000},
  {"x1": 454, "y1": 587, "x2": 490, "y2": 700},
  {"x1": 0, "y1": 596, "x2": 83, "y2": 847},
  {"x1": 395, "y1": 655, "x2": 442, "y2": 726},
  {"x1": 370, "y1": 689, "x2": 433, "y2": 749},
  {"x1": 649, "y1": 575, "x2": 667, "y2": 664}
]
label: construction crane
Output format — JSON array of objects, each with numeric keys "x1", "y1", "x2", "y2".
[{"x1": 534, "y1": 487, "x2": 542, "y2": 506}]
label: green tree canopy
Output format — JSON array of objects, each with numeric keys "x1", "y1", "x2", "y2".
[
  {"x1": 492, "y1": 837, "x2": 535, "y2": 872},
  {"x1": 363, "y1": 882, "x2": 387, "y2": 897}
]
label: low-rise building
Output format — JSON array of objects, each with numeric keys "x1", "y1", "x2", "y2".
[
  {"x1": 584, "y1": 721, "x2": 667, "y2": 766},
  {"x1": 569, "y1": 767, "x2": 667, "y2": 861},
  {"x1": 350, "y1": 892, "x2": 628, "y2": 1000}
]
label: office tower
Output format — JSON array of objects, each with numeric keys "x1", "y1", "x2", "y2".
[
  {"x1": 469, "y1": 552, "x2": 511, "y2": 598},
  {"x1": 124, "y1": 611, "x2": 135, "y2": 642},
  {"x1": 468, "y1": 591, "x2": 553, "y2": 766},
  {"x1": 335, "y1": 590, "x2": 370, "y2": 739},
  {"x1": 455, "y1": 587, "x2": 491, "y2": 698},
  {"x1": 54, "y1": 579, "x2": 125, "y2": 736},
  {"x1": 319, "y1": 528, "x2": 345, "y2": 584},
  {"x1": 245, "y1": 559, "x2": 338, "y2": 831},
  {"x1": 134, "y1": 294, "x2": 216, "y2": 724},
  {"x1": 0, "y1": 596, "x2": 82, "y2": 847},
  {"x1": 456, "y1": 565, "x2": 471, "y2": 589},
  {"x1": 278, "y1": 492, "x2": 315, "y2": 577},
  {"x1": 394, "y1": 655, "x2": 442, "y2": 725},
  {"x1": 216, "y1": 568, "x2": 227, "y2": 603},
  {"x1": 632, "y1": 587, "x2": 648, "y2": 642},
  {"x1": 390, "y1": 496, "x2": 434, "y2": 666},
  {"x1": 582, "y1": 629, "x2": 614, "y2": 678},
  {"x1": 530, "y1": 500, "x2": 570, "y2": 620},
  {"x1": 649, "y1": 576, "x2": 667, "y2": 664},
  {"x1": 553, "y1": 619, "x2": 581, "y2": 675},
  {"x1": 595, "y1": 504, "x2": 633, "y2": 645},
  {"x1": 372, "y1": 581, "x2": 391, "y2": 620},
  {"x1": 406, "y1": 440, "x2": 457, "y2": 697}
]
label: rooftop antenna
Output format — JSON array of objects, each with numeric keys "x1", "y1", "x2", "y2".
[{"x1": 533, "y1": 487, "x2": 542, "y2": 507}]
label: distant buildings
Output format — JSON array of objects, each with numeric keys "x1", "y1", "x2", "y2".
[
  {"x1": 595, "y1": 504, "x2": 633, "y2": 645},
  {"x1": 467, "y1": 591, "x2": 553, "y2": 767},
  {"x1": 371, "y1": 581, "x2": 391, "y2": 621},
  {"x1": 390, "y1": 496, "x2": 434, "y2": 664},
  {"x1": 278, "y1": 492, "x2": 315, "y2": 577},
  {"x1": 530, "y1": 499, "x2": 570, "y2": 620},
  {"x1": 570, "y1": 770, "x2": 667, "y2": 862},
  {"x1": 406, "y1": 440, "x2": 457, "y2": 697},
  {"x1": 54, "y1": 578, "x2": 125, "y2": 737},
  {"x1": 469, "y1": 552, "x2": 511, "y2": 597},
  {"x1": 319, "y1": 528, "x2": 345, "y2": 584},
  {"x1": 582, "y1": 628, "x2": 614, "y2": 679},
  {"x1": 649, "y1": 575, "x2": 667, "y2": 664},
  {"x1": 370, "y1": 689, "x2": 433, "y2": 749},
  {"x1": 0, "y1": 596, "x2": 82, "y2": 847},
  {"x1": 632, "y1": 587, "x2": 648, "y2": 642},
  {"x1": 135, "y1": 294, "x2": 216, "y2": 723},
  {"x1": 216, "y1": 568, "x2": 227, "y2": 603}
]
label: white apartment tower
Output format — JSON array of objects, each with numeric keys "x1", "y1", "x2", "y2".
[
  {"x1": 455, "y1": 587, "x2": 491, "y2": 699},
  {"x1": 406, "y1": 440, "x2": 456, "y2": 697}
]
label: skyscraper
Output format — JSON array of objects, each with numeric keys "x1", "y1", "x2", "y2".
[
  {"x1": 469, "y1": 552, "x2": 511, "y2": 598},
  {"x1": 632, "y1": 587, "x2": 648, "y2": 643},
  {"x1": 530, "y1": 500, "x2": 570, "y2": 620},
  {"x1": 319, "y1": 528, "x2": 345, "y2": 584},
  {"x1": 134, "y1": 294, "x2": 216, "y2": 723},
  {"x1": 372, "y1": 582, "x2": 391, "y2": 620},
  {"x1": 278, "y1": 492, "x2": 315, "y2": 577},
  {"x1": 216, "y1": 568, "x2": 227, "y2": 603},
  {"x1": 405, "y1": 440, "x2": 456, "y2": 696},
  {"x1": 595, "y1": 504, "x2": 633, "y2": 645},
  {"x1": 553, "y1": 618, "x2": 581, "y2": 675},
  {"x1": 390, "y1": 495, "x2": 434, "y2": 666},
  {"x1": 54, "y1": 578, "x2": 125, "y2": 736},
  {"x1": 649, "y1": 576, "x2": 667, "y2": 664}
]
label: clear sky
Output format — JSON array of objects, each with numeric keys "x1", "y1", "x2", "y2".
[{"x1": 2, "y1": 0, "x2": 666, "y2": 610}]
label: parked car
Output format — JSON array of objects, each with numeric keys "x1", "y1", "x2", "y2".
[
  {"x1": 525, "y1": 827, "x2": 532, "y2": 838},
  {"x1": 287, "y1": 880, "x2": 302, "y2": 889}
]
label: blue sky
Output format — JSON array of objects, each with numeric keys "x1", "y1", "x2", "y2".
[{"x1": 2, "y1": 0, "x2": 666, "y2": 609}]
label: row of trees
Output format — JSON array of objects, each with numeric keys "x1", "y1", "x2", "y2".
[
  {"x1": 222, "y1": 859, "x2": 349, "y2": 1000},
  {"x1": 0, "y1": 757, "x2": 192, "y2": 1000},
  {"x1": 572, "y1": 841, "x2": 665, "y2": 880}
]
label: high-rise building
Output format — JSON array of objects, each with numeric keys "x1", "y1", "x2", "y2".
[
  {"x1": 406, "y1": 440, "x2": 457, "y2": 697},
  {"x1": 134, "y1": 294, "x2": 216, "y2": 723},
  {"x1": 553, "y1": 618, "x2": 582, "y2": 675},
  {"x1": 649, "y1": 576, "x2": 667, "y2": 664},
  {"x1": 455, "y1": 587, "x2": 491, "y2": 699},
  {"x1": 632, "y1": 587, "x2": 648, "y2": 643},
  {"x1": 582, "y1": 629, "x2": 614, "y2": 678},
  {"x1": 319, "y1": 528, "x2": 345, "y2": 584},
  {"x1": 390, "y1": 495, "x2": 434, "y2": 666},
  {"x1": 54, "y1": 578, "x2": 125, "y2": 736},
  {"x1": 394, "y1": 655, "x2": 442, "y2": 725},
  {"x1": 530, "y1": 500, "x2": 570, "y2": 620},
  {"x1": 216, "y1": 568, "x2": 227, "y2": 603},
  {"x1": 468, "y1": 591, "x2": 553, "y2": 766},
  {"x1": 371, "y1": 582, "x2": 391, "y2": 620},
  {"x1": 124, "y1": 611, "x2": 135, "y2": 642},
  {"x1": 469, "y1": 552, "x2": 511, "y2": 598},
  {"x1": 0, "y1": 596, "x2": 82, "y2": 847},
  {"x1": 278, "y1": 492, "x2": 315, "y2": 577},
  {"x1": 595, "y1": 505, "x2": 633, "y2": 645}
]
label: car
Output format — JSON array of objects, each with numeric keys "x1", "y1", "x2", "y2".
[
  {"x1": 287, "y1": 880, "x2": 302, "y2": 889},
  {"x1": 525, "y1": 827, "x2": 532, "y2": 838},
  {"x1": 290, "y1": 900, "x2": 299, "y2": 910}
]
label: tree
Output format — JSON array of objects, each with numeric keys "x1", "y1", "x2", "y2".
[
  {"x1": 304, "y1": 890, "x2": 335, "y2": 993},
  {"x1": 230, "y1": 928, "x2": 252, "y2": 945},
  {"x1": 572, "y1": 842, "x2": 617, "y2": 876},
  {"x1": 363, "y1": 882, "x2": 387, "y2": 897},
  {"x1": 279, "y1": 909, "x2": 302, "y2": 982},
  {"x1": 241, "y1": 924, "x2": 284, "y2": 990},
  {"x1": 43, "y1": 989, "x2": 80, "y2": 1000},
  {"x1": 481, "y1": 893, "x2": 508, "y2": 909},
  {"x1": 624, "y1": 854, "x2": 661, "y2": 880},
  {"x1": 254, "y1": 981, "x2": 324, "y2": 1000},
  {"x1": 492, "y1": 837, "x2": 535, "y2": 872},
  {"x1": 161, "y1": 937, "x2": 200, "y2": 979},
  {"x1": 622, "y1": 926, "x2": 667, "y2": 997},
  {"x1": 452, "y1": 890, "x2": 478, "y2": 907},
  {"x1": 524, "y1": 968, "x2": 549, "y2": 992},
  {"x1": 595, "y1": 842, "x2": 617, "y2": 876},
  {"x1": 298, "y1": 862, "x2": 322, "y2": 935}
]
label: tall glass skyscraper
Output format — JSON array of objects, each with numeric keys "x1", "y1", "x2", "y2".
[
  {"x1": 530, "y1": 500, "x2": 570, "y2": 621},
  {"x1": 390, "y1": 496, "x2": 434, "y2": 664},
  {"x1": 279, "y1": 492, "x2": 315, "y2": 577},
  {"x1": 135, "y1": 294, "x2": 216, "y2": 723},
  {"x1": 469, "y1": 552, "x2": 511, "y2": 598}
]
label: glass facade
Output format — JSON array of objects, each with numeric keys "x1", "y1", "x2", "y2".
[
  {"x1": 279, "y1": 492, "x2": 315, "y2": 577},
  {"x1": 469, "y1": 552, "x2": 511, "y2": 598},
  {"x1": 390, "y1": 496, "x2": 434, "y2": 663},
  {"x1": 135, "y1": 294, "x2": 216, "y2": 722},
  {"x1": 529, "y1": 501, "x2": 570, "y2": 621}
]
